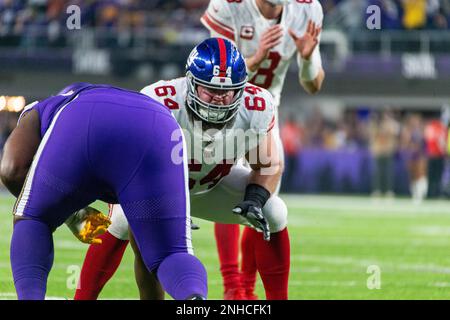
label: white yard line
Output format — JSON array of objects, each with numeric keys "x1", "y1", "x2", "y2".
[
  {"x1": 295, "y1": 254, "x2": 450, "y2": 274},
  {"x1": 0, "y1": 292, "x2": 138, "y2": 300},
  {"x1": 430, "y1": 282, "x2": 450, "y2": 288},
  {"x1": 410, "y1": 226, "x2": 450, "y2": 236},
  {"x1": 0, "y1": 292, "x2": 66, "y2": 300},
  {"x1": 282, "y1": 195, "x2": 450, "y2": 215}
]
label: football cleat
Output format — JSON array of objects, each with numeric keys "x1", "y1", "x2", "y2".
[
  {"x1": 188, "y1": 294, "x2": 207, "y2": 300},
  {"x1": 190, "y1": 219, "x2": 200, "y2": 230}
]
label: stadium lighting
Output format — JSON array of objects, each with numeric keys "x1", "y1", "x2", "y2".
[
  {"x1": 0, "y1": 96, "x2": 6, "y2": 111},
  {"x1": 9, "y1": 96, "x2": 26, "y2": 113},
  {"x1": 0, "y1": 96, "x2": 26, "y2": 112}
]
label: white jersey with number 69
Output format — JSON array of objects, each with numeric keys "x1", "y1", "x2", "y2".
[
  {"x1": 201, "y1": 0, "x2": 323, "y2": 107},
  {"x1": 141, "y1": 77, "x2": 275, "y2": 195}
]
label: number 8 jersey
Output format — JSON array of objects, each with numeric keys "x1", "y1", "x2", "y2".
[
  {"x1": 201, "y1": 0, "x2": 324, "y2": 107},
  {"x1": 141, "y1": 77, "x2": 275, "y2": 195}
]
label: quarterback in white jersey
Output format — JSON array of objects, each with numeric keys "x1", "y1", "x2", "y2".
[
  {"x1": 201, "y1": 0, "x2": 325, "y2": 105},
  {"x1": 74, "y1": 38, "x2": 290, "y2": 300}
]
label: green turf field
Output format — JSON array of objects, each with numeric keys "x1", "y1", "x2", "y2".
[{"x1": 1, "y1": 193, "x2": 450, "y2": 300}]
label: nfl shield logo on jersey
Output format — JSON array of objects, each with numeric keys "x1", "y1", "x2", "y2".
[{"x1": 240, "y1": 25, "x2": 254, "y2": 40}]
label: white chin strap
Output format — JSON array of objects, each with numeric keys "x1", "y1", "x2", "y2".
[{"x1": 266, "y1": 0, "x2": 291, "y2": 5}]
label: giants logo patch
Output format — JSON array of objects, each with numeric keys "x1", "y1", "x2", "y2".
[{"x1": 240, "y1": 26, "x2": 254, "y2": 40}]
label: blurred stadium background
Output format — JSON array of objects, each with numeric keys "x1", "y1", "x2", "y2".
[{"x1": 1, "y1": 0, "x2": 450, "y2": 299}]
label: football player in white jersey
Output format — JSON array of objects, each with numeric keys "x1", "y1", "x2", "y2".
[
  {"x1": 74, "y1": 38, "x2": 290, "y2": 300},
  {"x1": 201, "y1": 0, "x2": 325, "y2": 299},
  {"x1": 201, "y1": 0, "x2": 325, "y2": 100}
]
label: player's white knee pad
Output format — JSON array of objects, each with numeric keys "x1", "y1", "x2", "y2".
[
  {"x1": 108, "y1": 205, "x2": 130, "y2": 241},
  {"x1": 263, "y1": 195, "x2": 288, "y2": 233}
]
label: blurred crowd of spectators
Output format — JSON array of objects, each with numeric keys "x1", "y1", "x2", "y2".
[
  {"x1": 280, "y1": 107, "x2": 450, "y2": 199},
  {"x1": 324, "y1": 0, "x2": 450, "y2": 30},
  {"x1": 0, "y1": 0, "x2": 209, "y2": 47},
  {"x1": 1, "y1": 0, "x2": 449, "y2": 48}
]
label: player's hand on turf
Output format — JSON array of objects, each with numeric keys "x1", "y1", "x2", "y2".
[
  {"x1": 65, "y1": 207, "x2": 111, "y2": 244},
  {"x1": 232, "y1": 201, "x2": 270, "y2": 241},
  {"x1": 254, "y1": 25, "x2": 283, "y2": 64},
  {"x1": 289, "y1": 20, "x2": 321, "y2": 60}
]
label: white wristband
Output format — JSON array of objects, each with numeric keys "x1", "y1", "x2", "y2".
[{"x1": 300, "y1": 58, "x2": 320, "y2": 81}]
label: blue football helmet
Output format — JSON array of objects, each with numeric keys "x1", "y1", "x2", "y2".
[{"x1": 185, "y1": 37, "x2": 247, "y2": 125}]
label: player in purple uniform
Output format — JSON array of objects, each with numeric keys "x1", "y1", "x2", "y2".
[{"x1": 1, "y1": 84, "x2": 207, "y2": 300}]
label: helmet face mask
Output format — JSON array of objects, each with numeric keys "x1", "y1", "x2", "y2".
[
  {"x1": 185, "y1": 38, "x2": 247, "y2": 128},
  {"x1": 265, "y1": 0, "x2": 291, "y2": 5},
  {"x1": 186, "y1": 72, "x2": 245, "y2": 125}
]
